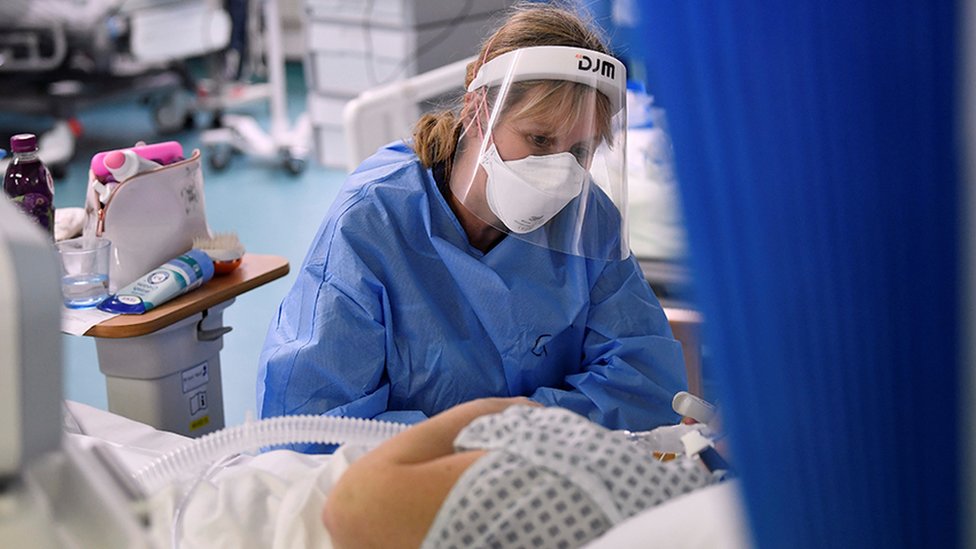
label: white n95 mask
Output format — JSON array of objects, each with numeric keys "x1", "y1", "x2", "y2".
[{"x1": 480, "y1": 143, "x2": 587, "y2": 234}]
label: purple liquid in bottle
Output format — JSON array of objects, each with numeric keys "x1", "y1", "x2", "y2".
[{"x1": 3, "y1": 133, "x2": 54, "y2": 238}]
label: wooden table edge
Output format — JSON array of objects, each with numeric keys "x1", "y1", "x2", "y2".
[{"x1": 84, "y1": 253, "x2": 289, "y2": 339}]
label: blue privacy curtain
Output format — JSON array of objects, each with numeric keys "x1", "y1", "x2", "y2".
[{"x1": 621, "y1": 2, "x2": 960, "y2": 548}]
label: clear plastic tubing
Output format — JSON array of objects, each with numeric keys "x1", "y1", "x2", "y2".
[{"x1": 132, "y1": 415, "x2": 409, "y2": 496}]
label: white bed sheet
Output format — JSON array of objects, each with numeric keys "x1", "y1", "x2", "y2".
[
  {"x1": 583, "y1": 481, "x2": 753, "y2": 549},
  {"x1": 64, "y1": 401, "x2": 754, "y2": 549},
  {"x1": 64, "y1": 401, "x2": 359, "y2": 549}
]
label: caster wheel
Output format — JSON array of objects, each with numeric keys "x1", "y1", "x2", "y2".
[
  {"x1": 210, "y1": 110, "x2": 225, "y2": 129},
  {"x1": 49, "y1": 163, "x2": 68, "y2": 180},
  {"x1": 208, "y1": 145, "x2": 232, "y2": 170},
  {"x1": 182, "y1": 113, "x2": 196, "y2": 130},
  {"x1": 284, "y1": 156, "x2": 306, "y2": 175},
  {"x1": 153, "y1": 91, "x2": 193, "y2": 135}
]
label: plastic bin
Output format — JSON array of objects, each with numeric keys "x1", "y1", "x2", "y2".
[{"x1": 94, "y1": 300, "x2": 233, "y2": 437}]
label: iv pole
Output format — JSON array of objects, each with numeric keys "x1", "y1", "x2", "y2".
[{"x1": 201, "y1": 0, "x2": 311, "y2": 174}]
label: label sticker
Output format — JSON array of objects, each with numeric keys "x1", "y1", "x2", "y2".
[
  {"x1": 190, "y1": 415, "x2": 210, "y2": 431},
  {"x1": 148, "y1": 270, "x2": 170, "y2": 285},
  {"x1": 181, "y1": 361, "x2": 209, "y2": 394},
  {"x1": 189, "y1": 390, "x2": 208, "y2": 415}
]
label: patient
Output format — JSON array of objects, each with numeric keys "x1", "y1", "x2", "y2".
[{"x1": 323, "y1": 398, "x2": 719, "y2": 549}]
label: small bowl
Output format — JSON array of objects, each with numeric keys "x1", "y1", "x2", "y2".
[{"x1": 213, "y1": 257, "x2": 243, "y2": 275}]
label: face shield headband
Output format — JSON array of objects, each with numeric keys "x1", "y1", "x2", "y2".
[
  {"x1": 466, "y1": 46, "x2": 627, "y2": 114},
  {"x1": 456, "y1": 46, "x2": 630, "y2": 261}
]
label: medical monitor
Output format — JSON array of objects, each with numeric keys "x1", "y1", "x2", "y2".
[{"x1": 0, "y1": 199, "x2": 62, "y2": 477}]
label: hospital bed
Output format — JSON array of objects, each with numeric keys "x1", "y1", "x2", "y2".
[
  {"x1": 0, "y1": 0, "x2": 232, "y2": 172},
  {"x1": 61, "y1": 399, "x2": 753, "y2": 549}
]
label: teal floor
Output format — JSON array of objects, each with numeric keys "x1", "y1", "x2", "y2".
[{"x1": 2, "y1": 63, "x2": 345, "y2": 428}]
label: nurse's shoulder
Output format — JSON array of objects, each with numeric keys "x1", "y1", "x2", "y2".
[
  {"x1": 349, "y1": 141, "x2": 426, "y2": 185},
  {"x1": 327, "y1": 141, "x2": 429, "y2": 214}
]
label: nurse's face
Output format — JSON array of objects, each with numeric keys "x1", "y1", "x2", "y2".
[
  {"x1": 448, "y1": 83, "x2": 606, "y2": 249},
  {"x1": 488, "y1": 86, "x2": 602, "y2": 168}
]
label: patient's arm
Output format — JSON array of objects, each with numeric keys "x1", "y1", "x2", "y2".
[{"x1": 323, "y1": 397, "x2": 538, "y2": 549}]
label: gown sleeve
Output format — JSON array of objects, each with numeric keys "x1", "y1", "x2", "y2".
[
  {"x1": 258, "y1": 253, "x2": 428, "y2": 451},
  {"x1": 528, "y1": 255, "x2": 688, "y2": 431}
]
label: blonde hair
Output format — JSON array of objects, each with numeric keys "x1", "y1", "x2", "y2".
[{"x1": 412, "y1": 2, "x2": 611, "y2": 175}]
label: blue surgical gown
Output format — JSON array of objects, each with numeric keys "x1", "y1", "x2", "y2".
[{"x1": 258, "y1": 142, "x2": 686, "y2": 443}]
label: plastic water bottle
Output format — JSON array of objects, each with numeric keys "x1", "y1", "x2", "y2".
[{"x1": 3, "y1": 134, "x2": 54, "y2": 238}]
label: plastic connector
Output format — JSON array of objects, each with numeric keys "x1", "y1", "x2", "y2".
[
  {"x1": 672, "y1": 391, "x2": 717, "y2": 424},
  {"x1": 681, "y1": 429, "x2": 733, "y2": 476},
  {"x1": 680, "y1": 429, "x2": 713, "y2": 457}
]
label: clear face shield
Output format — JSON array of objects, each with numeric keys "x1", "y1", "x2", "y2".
[{"x1": 451, "y1": 46, "x2": 629, "y2": 261}]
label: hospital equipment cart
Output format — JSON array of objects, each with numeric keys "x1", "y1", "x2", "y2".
[{"x1": 82, "y1": 254, "x2": 289, "y2": 437}]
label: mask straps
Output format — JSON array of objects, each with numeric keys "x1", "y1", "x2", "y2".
[
  {"x1": 471, "y1": 36, "x2": 499, "y2": 144},
  {"x1": 475, "y1": 90, "x2": 490, "y2": 142}
]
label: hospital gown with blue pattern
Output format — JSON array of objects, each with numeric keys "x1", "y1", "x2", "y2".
[
  {"x1": 421, "y1": 405, "x2": 715, "y2": 549},
  {"x1": 258, "y1": 142, "x2": 686, "y2": 450}
]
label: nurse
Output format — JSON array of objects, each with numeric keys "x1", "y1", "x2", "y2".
[{"x1": 258, "y1": 3, "x2": 686, "y2": 446}]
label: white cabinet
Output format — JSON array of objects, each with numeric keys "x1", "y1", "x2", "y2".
[{"x1": 303, "y1": 0, "x2": 512, "y2": 167}]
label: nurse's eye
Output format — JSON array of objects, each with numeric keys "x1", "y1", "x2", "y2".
[
  {"x1": 570, "y1": 145, "x2": 592, "y2": 166},
  {"x1": 529, "y1": 135, "x2": 552, "y2": 148}
]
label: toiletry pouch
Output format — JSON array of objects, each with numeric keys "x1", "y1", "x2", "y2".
[{"x1": 85, "y1": 150, "x2": 212, "y2": 293}]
